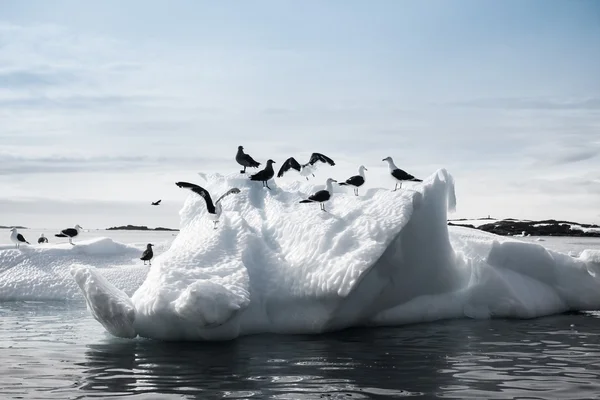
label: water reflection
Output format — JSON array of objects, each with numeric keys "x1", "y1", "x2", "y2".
[
  {"x1": 76, "y1": 314, "x2": 600, "y2": 399},
  {"x1": 2, "y1": 302, "x2": 600, "y2": 399},
  {"x1": 78, "y1": 332, "x2": 429, "y2": 398}
]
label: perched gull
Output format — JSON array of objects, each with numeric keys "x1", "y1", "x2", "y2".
[
  {"x1": 277, "y1": 152, "x2": 335, "y2": 180},
  {"x1": 236, "y1": 145, "x2": 261, "y2": 174},
  {"x1": 299, "y1": 178, "x2": 337, "y2": 212},
  {"x1": 37, "y1": 233, "x2": 48, "y2": 244},
  {"x1": 382, "y1": 156, "x2": 422, "y2": 191},
  {"x1": 10, "y1": 228, "x2": 29, "y2": 248},
  {"x1": 151, "y1": 199, "x2": 161, "y2": 206},
  {"x1": 140, "y1": 243, "x2": 154, "y2": 266},
  {"x1": 338, "y1": 165, "x2": 367, "y2": 196},
  {"x1": 250, "y1": 159, "x2": 276, "y2": 190},
  {"x1": 55, "y1": 224, "x2": 83, "y2": 245},
  {"x1": 175, "y1": 182, "x2": 241, "y2": 229}
]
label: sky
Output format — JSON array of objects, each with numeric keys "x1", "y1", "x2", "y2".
[{"x1": 1, "y1": 0, "x2": 599, "y2": 229}]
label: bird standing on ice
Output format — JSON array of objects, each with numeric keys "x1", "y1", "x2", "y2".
[
  {"x1": 236, "y1": 145, "x2": 261, "y2": 174},
  {"x1": 382, "y1": 157, "x2": 422, "y2": 191},
  {"x1": 55, "y1": 224, "x2": 83, "y2": 245},
  {"x1": 249, "y1": 159, "x2": 276, "y2": 189},
  {"x1": 299, "y1": 178, "x2": 337, "y2": 211},
  {"x1": 277, "y1": 152, "x2": 335, "y2": 180},
  {"x1": 338, "y1": 165, "x2": 367, "y2": 195},
  {"x1": 10, "y1": 228, "x2": 29, "y2": 248},
  {"x1": 140, "y1": 243, "x2": 154, "y2": 266},
  {"x1": 38, "y1": 233, "x2": 48, "y2": 244},
  {"x1": 175, "y1": 182, "x2": 241, "y2": 229}
]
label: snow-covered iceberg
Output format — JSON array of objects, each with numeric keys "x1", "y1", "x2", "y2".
[
  {"x1": 68, "y1": 169, "x2": 600, "y2": 341},
  {"x1": 0, "y1": 238, "x2": 150, "y2": 300}
]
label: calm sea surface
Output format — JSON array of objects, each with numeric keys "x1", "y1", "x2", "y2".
[
  {"x1": 1, "y1": 302, "x2": 600, "y2": 399},
  {"x1": 1, "y1": 233, "x2": 600, "y2": 399}
]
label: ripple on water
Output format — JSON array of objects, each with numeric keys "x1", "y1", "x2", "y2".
[{"x1": 2, "y1": 303, "x2": 600, "y2": 399}]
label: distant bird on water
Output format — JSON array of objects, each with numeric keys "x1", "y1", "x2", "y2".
[
  {"x1": 151, "y1": 199, "x2": 161, "y2": 206},
  {"x1": 55, "y1": 224, "x2": 83, "y2": 245},
  {"x1": 338, "y1": 165, "x2": 367, "y2": 196},
  {"x1": 38, "y1": 233, "x2": 48, "y2": 244},
  {"x1": 140, "y1": 243, "x2": 154, "y2": 266},
  {"x1": 250, "y1": 159, "x2": 276, "y2": 189},
  {"x1": 175, "y1": 181, "x2": 241, "y2": 229},
  {"x1": 10, "y1": 228, "x2": 29, "y2": 248},
  {"x1": 236, "y1": 145, "x2": 261, "y2": 174},
  {"x1": 299, "y1": 178, "x2": 337, "y2": 212},
  {"x1": 277, "y1": 152, "x2": 335, "y2": 180},
  {"x1": 382, "y1": 156, "x2": 422, "y2": 191}
]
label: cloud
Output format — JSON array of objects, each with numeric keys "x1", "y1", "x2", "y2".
[
  {"x1": 447, "y1": 97, "x2": 600, "y2": 111},
  {"x1": 0, "y1": 154, "x2": 228, "y2": 175},
  {"x1": 1, "y1": 14, "x2": 600, "y2": 228},
  {"x1": 0, "y1": 69, "x2": 76, "y2": 88},
  {"x1": 531, "y1": 148, "x2": 600, "y2": 167},
  {"x1": 0, "y1": 94, "x2": 154, "y2": 109},
  {"x1": 523, "y1": 139, "x2": 600, "y2": 168}
]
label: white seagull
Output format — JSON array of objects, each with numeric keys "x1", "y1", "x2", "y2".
[
  {"x1": 277, "y1": 152, "x2": 335, "y2": 180},
  {"x1": 55, "y1": 224, "x2": 83, "y2": 245},
  {"x1": 299, "y1": 178, "x2": 337, "y2": 212},
  {"x1": 338, "y1": 165, "x2": 367, "y2": 196},
  {"x1": 382, "y1": 157, "x2": 422, "y2": 191},
  {"x1": 175, "y1": 182, "x2": 241, "y2": 229},
  {"x1": 10, "y1": 228, "x2": 29, "y2": 248}
]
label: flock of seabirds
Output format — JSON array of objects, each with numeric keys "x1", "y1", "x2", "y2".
[{"x1": 8, "y1": 146, "x2": 422, "y2": 266}]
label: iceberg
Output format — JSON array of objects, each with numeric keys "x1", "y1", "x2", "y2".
[{"x1": 67, "y1": 169, "x2": 600, "y2": 341}]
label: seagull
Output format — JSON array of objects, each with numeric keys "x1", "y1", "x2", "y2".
[
  {"x1": 10, "y1": 228, "x2": 29, "y2": 248},
  {"x1": 151, "y1": 200, "x2": 161, "y2": 206},
  {"x1": 37, "y1": 233, "x2": 48, "y2": 244},
  {"x1": 236, "y1": 145, "x2": 261, "y2": 174},
  {"x1": 277, "y1": 152, "x2": 335, "y2": 180},
  {"x1": 55, "y1": 224, "x2": 83, "y2": 245},
  {"x1": 299, "y1": 178, "x2": 337, "y2": 211},
  {"x1": 175, "y1": 182, "x2": 241, "y2": 229},
  {"x1": 338, "y1": 165, "x2": 367, "y2": 196},
  {"x1": 250, "y1": 159, "x2": 276, "y2": 189},
  {"x1": 382, "y1": 157, "x2": 422, "y2": 191},
  {"x1": 140, "y1": 243, "x2": 154, "y2": 266}
]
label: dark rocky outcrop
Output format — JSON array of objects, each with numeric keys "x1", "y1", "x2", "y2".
[
  {"x1": 448, "y1": 219, "x2": 600, "y2": 237},
  {"x1": 106, "y1": 225, "x2": 178, "y2": 231}
]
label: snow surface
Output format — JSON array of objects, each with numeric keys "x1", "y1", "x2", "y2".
[
  {"x1": 61, "y1": 169, "x2": 600, "y2": 341},
  {"x1": 0, "y1": 238, "x2": 152, "y2": 300}
]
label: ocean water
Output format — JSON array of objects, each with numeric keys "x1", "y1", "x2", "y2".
[{"x1": 1, "y1": 231, "x2": 600, "y2": 399}]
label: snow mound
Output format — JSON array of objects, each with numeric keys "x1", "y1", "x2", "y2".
[
  {"x1": 71, "y1": 169, "x2": 600, "y2": 341},
  {"x1": 0, "y1": 237, "x2": 150, "y2": 300}
]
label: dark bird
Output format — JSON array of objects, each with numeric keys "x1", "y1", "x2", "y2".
[
  {"x1": 250, "y1": 159, "x2": 276, "y2": 189},
  {"x1": 175, "y1": 182, "x2": 241, "y2": 229},
  {"x1": 55, "y1": 224, "x2": 83, "y2": 245},
  {"x1": 236, "y1": 145, "x2": 261, "y2": 173},
  {"x1": 37, "y1": 234, "x2": 48, "y2": 244},
  {"x1": 299, "y1": 178, "x2": 337, "y2": 211},
  {"x1": 151, "y1": 200, "x2": 161, "y2": 206},
  {"x1": 277, "y1": 152, "x2": 335, "y2": 180},
  {"x1": 10, "y1": 228, "x2": 29, "y2": 248},
  {"x1": 338, "y1": 165, "x2": 367, "y2": 196},
  {"x1": 382, "y1": 156, "x2": 422, "y2": 191},
  {"x1": 140, "y1": 243, "x2": 154, "y2": 266}
]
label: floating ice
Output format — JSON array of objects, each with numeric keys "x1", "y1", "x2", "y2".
[
  {"x1": 3, "y1": 168, "x2": 599, "y2": 341},
  {"x1": 65, "y1": 169, "x2": 600, "y2": 341},
  {"x1": 0, "y1": 238, "x2": 150, "y2": 300}
]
